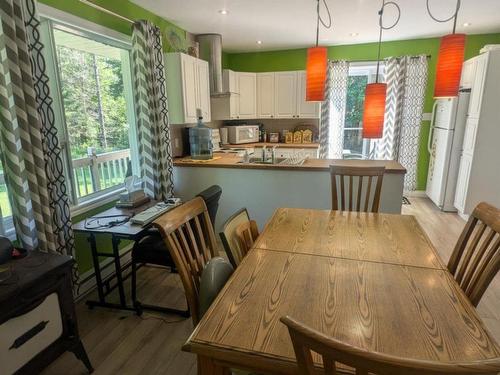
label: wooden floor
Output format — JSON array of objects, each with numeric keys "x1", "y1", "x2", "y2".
[{"x1": 42, "y1": 197, "x2": 500, "y2": 375}]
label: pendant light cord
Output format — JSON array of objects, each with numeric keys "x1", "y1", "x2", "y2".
[
  {"x1": 375, "y1": 0, "x2": 401, "y2": 82},
  {"x1": 315, "y1": 0, "x2": 332, "y2": 46},
  {"x1": 426, "y1": 0, "x2": 461, "y2": 33}
]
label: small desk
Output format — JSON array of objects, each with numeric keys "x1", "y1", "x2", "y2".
[
  {"x1": 254, "y1": 208, "x2": 444, "y2": 269},
  {"x1": 185, "y1": 208, "x2": 500, "y2": 375},
  {"x1": 73, "y1": 201, "x2": 185, "y2": 314}
]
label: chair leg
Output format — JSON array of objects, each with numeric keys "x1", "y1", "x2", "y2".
[{"x1": 131, "y1": 260, "x2": 137, "y2": 303}]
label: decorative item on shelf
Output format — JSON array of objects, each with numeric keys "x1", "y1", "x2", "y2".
[
  {"x1": 269, "y1": 132, "x2": 280, "y2": 143},
  {"x1": 285, "y1": 131, "x2": 294, "y2": 144},
  {"x1": 294, "y1": 124, "x2": 319, "y2": 142},
  {"x1": 293, "y1": 130, "x2": 303, "y2": 144},
  {"x1": 426, "y1": 0, "x2": 465, "y2": 98},
  {"x1": 280, "y1": 129, "x2": 289, "y2": 143},
  {"x1": 362, "y1": 0, "x2": 400, "y2": 139},
  {"x1": 302, "y1": 129, "x2": 313, "y2": 144},
  {"x1": 306, "y1": 0, "x2": 332, "y2": 102},
  {"x1": 187, "y1": 41, "x2": 199, "y2": 57}
]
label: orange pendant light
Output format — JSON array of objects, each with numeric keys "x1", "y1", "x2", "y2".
[
  {"x1": 362, "y1": 0, "x2": 399, "y2": 139},
  {"x1": 306, "y1": 46, "x2": 328, "y2": 101},
  {"x1": 434, "y1": 33, "x2": 466, "y2": 98},
  {"x1": 362, "y1": 83, "x2": 387, "y2": 138},
  {"x1": 305, "y1": 0, "x2": 332, "y2": 102}
]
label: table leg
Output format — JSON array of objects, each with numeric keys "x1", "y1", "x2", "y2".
[
  {"x1": 197, "y1": 356, "x2": 229, "y2": 375},
  {"x1": 88, "y1": 233, "x2": 105, "y2": 303},
  {"x1": 112, "y1": 235, "x2": 127, "y2": 307}
]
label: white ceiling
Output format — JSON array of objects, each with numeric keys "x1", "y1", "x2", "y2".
[{"x1": 132, "y1": 0, "x2": 500, "y2": 52}]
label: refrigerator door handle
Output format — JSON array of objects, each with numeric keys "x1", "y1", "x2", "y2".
[{"x1": 427, "y1": 101, "x2": 439, "y2": 155}]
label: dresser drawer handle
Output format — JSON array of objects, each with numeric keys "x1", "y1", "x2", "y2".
[{"x1": 9, "y1": 320, "x2": 49, "y2": 350}]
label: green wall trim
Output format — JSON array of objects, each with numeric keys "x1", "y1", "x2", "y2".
[{"x1": 226, "y1": 33, "x2": 500, "y2": 191}]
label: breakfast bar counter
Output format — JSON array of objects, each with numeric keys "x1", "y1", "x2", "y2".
[
  {"x1": 173, "y1": 153, "x2": 407, "y2": 231},
  {"x1": 173, "y1": 153, "x2": 406, "y2": 173}
]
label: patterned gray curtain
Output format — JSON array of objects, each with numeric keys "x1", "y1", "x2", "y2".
[
  {"x1": 0, "y1": 0, "x2": 75, "y2": 261},
  {"x1": 319, "y1": 60, "x2": 349, "y2": 159},
  {"x1": 131, "y1": 21, "x2": 174, "y2": 200},
  {"x1": 374, "y1": 55, "x2": 428, "y2": 191}
]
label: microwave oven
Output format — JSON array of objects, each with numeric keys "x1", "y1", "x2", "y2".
[{"x1": 225, "y1": 125, "x2": 260, "y2": 144}]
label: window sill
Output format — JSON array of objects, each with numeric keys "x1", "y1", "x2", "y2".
[{"x1": 70, "y1": 187, "x2": 126, "y2": 218}]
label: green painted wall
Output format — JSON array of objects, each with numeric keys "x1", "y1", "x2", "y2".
[
  {"x1": 226, "y1": 33, "x2": 500, "y2": 190},
  {"x1": 39, "y1": 0, "x2": 189, "y2": 52},
  {"x1": 38, "y1": 0, "x2": 189, "y2": 273}
]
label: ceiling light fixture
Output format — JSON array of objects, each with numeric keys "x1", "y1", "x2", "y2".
[
  {"x1": 256, "y1": 40, "x2": 263, "y2": 45},
  {"x1": 427, "y1": 0, "x2": 465, "y2": 98},
  {"x1": 218, "y1": 9, "x2": 228, "y2": 15},
  {"x1": 362, "y1": 0, "x2": 400, "y2": 139},
  {"x1": 349, "y1": 32, "x2": 359, "y2": 37},
  {"x1": 305, "y1": 0, "x2": 332, "y2": 102},
  {"x1": 463, "y1": 22, "x2": 471, "y2": 27}
]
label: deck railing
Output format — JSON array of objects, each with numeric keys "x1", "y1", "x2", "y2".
[{"x1": 72, "y1": 148, "x2": 131, "y2": 198}]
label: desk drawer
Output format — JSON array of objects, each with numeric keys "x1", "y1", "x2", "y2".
[{"x1": 0, "y1": 293, "x2": 63, "y2": 375}]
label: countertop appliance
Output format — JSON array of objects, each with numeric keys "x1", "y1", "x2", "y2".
[
  {"x1": 226, "y1": 125, "x2": 260, "y2": 144},
  {"x1": 426, "y1": 91, "x2": 470, "y2": 211}
]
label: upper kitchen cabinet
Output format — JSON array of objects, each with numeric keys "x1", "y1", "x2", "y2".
[
  {"x1": 274, "y1": 71, "x2": 297, "y2": 118},
  {"x1": 257, "y1": 72, "x2": 275, "y2": 118},
  {"x1": 237, "y1": 72, "x2": 257, "y2": 119},
  {"x1": 459, "y1": 57, "x2": 477, "y2": 90},
  {"x1": 296, "y1": 71, "x2": 321, "y2": 118},
  {"x1": 165, "y1": 52, "x2": 211, "y2": 124}
]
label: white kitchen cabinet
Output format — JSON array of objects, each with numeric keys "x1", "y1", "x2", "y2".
[
  {"x1": 296, "y1": 71, "x2": 321, "y2": 118},
  {"x1": 459, "y1": 57, "x2": 477, "y2": 90},
  {"x1": 462, "y1": 117, "x2": 478, "y2": 156},
  {"x1": 237, "y1": 72, "x2": 257, "y2": 119},
  {"x1": 467, "y1": 53, "x2": 488, "y2": 119},
  {"x1": 275, "y1": 71, "x2": 298, "y2": 118},
  {"x1": 165, "y1": 52, "x2": 211, "y2": 124},
  {"x1": 257, "y1": 73, "x2": 275, "y2": 118},
  {"x1": 196, "y1": 60, "x2": 211, "y2": 120},
  {"x1": 454, "y1": 49, "x2": 500, "y2": 217},
  {"x1": 454, "y1": 154, "x2": 472, "y2": 213}
]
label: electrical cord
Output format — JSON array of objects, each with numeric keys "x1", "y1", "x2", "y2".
[
  {"x1": 379, "y1": 1, "x2": 401, "y2": 30},
  {"x1": 84, "y1": 214, "x2": 132, "y2": 230},
  {"x1": 426, "y1": 0, "x2": 461, "y2": 23},
  {"x1": 318, "y1": 0, "x2": 332, "y2": 29}
]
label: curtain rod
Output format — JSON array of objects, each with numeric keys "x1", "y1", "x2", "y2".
[
  {"x1": 78, "y1": 0, "x2": 134, "y2": 24},
  {"x1": 332, "y1": 54, "x2": 431, "y2": 63}
]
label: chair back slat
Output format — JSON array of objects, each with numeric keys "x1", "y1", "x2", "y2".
[
  {"x1": 281, "y1": 316, "x2": 500, "y2": 375},
  {"x1": 330, "y1": 165, "x2": 385, "y2": 213},
  {"x1": 448, "y1": 202, "x2": 500, "y2": 307},
  {"x1": 154, "y1": 197, "x2": 218, "y2": 324},
  {"x1": 219, "y1": 208, "x2": 254, "y2": 267},
  {"x1": 235, "y1": 220, "x2": 259, "y2": 257}
]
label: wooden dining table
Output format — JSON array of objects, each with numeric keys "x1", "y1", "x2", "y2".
[{"x1": 183, "y1": 208, "x2": 500, "y2": 374}]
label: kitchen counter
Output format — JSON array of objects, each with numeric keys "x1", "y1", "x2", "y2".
[
  {"x1": 173, "y1": 153, "x2": 406, "y2": 174},
  {"x1": 222, "y1": 142, "x2": 320, "y2": 149},
  {"x1": 173, "y1": 153, "x2": 407, "y2": 231}
]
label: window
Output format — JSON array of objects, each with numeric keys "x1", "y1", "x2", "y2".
[
  {"x1": 0, "y1": 161, "x2": 15, "y2": 240},
  {"x1": 41, "y1": 20, "x2": 138, "y2": 207},
  {"x1": 343, "y1": 64, "x2": 385, "y2": 159}
]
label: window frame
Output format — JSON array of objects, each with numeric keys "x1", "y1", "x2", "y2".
[
  {"x1": 343, "y1": 62, "x2": 385, "y2": 160},
  {"x1": 38, "y1": 6, "x2": 140, "y2": 214}
]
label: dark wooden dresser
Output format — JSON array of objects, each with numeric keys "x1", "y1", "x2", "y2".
[{"x1": 0, "y1": 251, "x2": 92, "y2": 374}]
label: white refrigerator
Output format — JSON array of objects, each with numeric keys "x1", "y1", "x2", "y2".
[{"x1": 426, "y1": 91, "x2": 470, "y2": 211}]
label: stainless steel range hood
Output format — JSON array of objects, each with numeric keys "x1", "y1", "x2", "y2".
[{"x1": 196, "y1": 33, "x2": 228, "y2": 97}]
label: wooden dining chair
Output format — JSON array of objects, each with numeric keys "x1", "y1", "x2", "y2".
[
  {"x1": 235, "y1": 220, "x2": 259, "y2": 257},
  {"x1": 220, "y1": 208, "x2": 255, "y2": 267},
  {"x1": 281, "y1": 316, "x2": 500, "y2": 375},
  {"x1": 153, "y1": 197, "x2": 218, "y2": 325},
  {"x1": 448, "y1": 202, "x2": 500, "y2": 307},
  {"x1": 330, "y1": 165, "x2": 385, "y2": 212}
]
